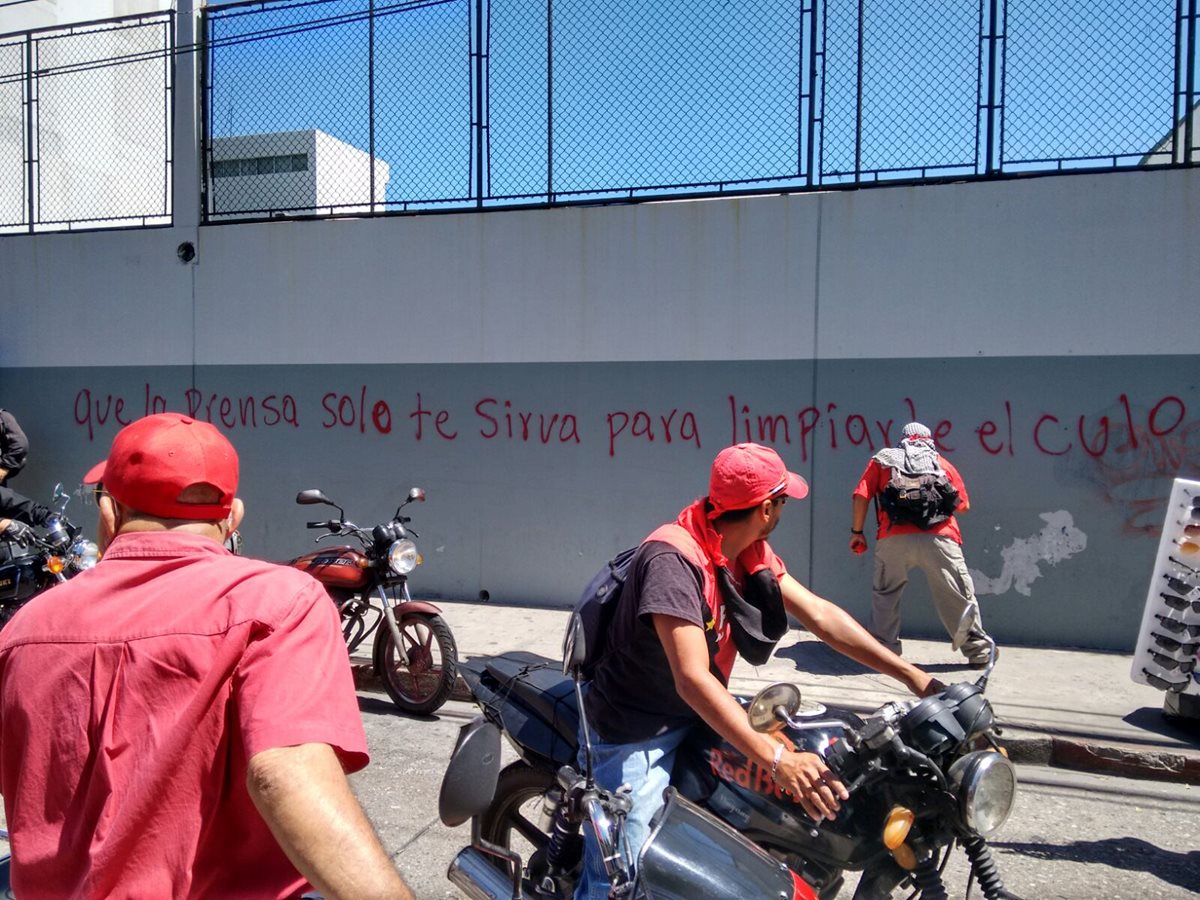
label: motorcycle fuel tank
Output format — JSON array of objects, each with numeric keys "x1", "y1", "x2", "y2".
[
  {"x1": 0, "y1": 554, "x2": 45, "y2": 605},
  {"x1": 288, "y1": 546, "x2": 372, "y2": 590},
  {"x1": 674, "y1": 705, "x2": 882, "y2": 872}
]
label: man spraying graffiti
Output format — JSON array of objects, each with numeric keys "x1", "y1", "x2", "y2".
[{"x1": 849, "y1": 421, "x2": 994, "y2": 666}]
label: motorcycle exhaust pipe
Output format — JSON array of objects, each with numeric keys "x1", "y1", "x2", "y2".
[{"x1": 447, "y1": 847, "x2": 532, "y2": 900}]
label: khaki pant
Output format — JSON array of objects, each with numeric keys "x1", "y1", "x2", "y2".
[{"x1": 870, "y1": 533, "x2": 991, "y2": 661}]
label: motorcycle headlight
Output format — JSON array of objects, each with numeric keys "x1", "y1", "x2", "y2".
[
  {"x1": 70, "y1": 539, "x2": 100, "y2": 572},
  {"x1": 387, "y1": 539, "x2": 420, "y2": 575},
  {"x1": 948, "y1": 751, "x2": 1017, "y2": 837}
]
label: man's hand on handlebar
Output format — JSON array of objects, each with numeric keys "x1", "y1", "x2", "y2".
[
  {"x1": 1, "y1": 519, "x2": 33, "y2": 544},
  {"x1": 775, "y1": 750, "x2": 849, "y2": 823}
]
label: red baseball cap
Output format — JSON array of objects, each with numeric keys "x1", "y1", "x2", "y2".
[
  {"x1": 83, "y1": 413, "x2": 239, "y2": 520},
  {"x1": 707, "y1": 443, "x2": 808, "y2": 518}
]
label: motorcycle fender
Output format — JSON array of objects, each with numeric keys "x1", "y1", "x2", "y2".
[
  {"x1": 392, "y1": 599, "x2": 442, "y2": 617},
  {"x1": 638, "y1": 788, "x2": 819, "y2": 900}
]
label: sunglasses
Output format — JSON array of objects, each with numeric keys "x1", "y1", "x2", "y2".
[
  {"x1": 1169, "y1": 555, "x2": 1200, "y2": 578},
  {"x1": 1162, "y1": 574, "x2": 1199, "y2": 597},
  {"x1": 1153, "y1": 614, "x2": 1200, "y2": 638},
  {"x1": 1146, "y1": 648, "x2": 1197, "y2": 674},
  {"x1": 1159, "y1": 591, "x2": 1200, "y2": 614},
  {"x1": 1176, "y1": 536, "x2": 1200, "y2": 555},
  {"x1": 1149, "y1": 631, "x2": 1200, "y2": 654},
  {"x1": 1142, "y1": 668, "x2": 1190, "y2": 693}
]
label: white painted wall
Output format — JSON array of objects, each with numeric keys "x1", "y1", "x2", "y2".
[{"x1": 1, "y1": 167, "x2": 1195, "y2": 367}]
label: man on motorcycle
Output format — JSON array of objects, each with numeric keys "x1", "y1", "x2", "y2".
[
  {"x1": 578, "y1": 443, "x2": 945, "y2": 900},
  {"x1": 0, "y1": 484, "x2": 54, "y2": 552},
  {"x1": 0, "y1": 413, "x2": 414, "y2": 900}
]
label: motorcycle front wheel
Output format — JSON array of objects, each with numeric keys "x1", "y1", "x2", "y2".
[{"x1": 372, "y1": 611, "x2": 458, "y2": 715}]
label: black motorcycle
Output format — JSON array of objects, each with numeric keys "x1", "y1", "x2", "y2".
[
  {"x1": 439, "y1": 614, "x2": 820, "y2": 900},
  {"x1": 441, "y1": 615, "x2": 1019, "y2": 899},
  {"x1": 0, "y1": 485, "x2": 99, "y2": 627}
]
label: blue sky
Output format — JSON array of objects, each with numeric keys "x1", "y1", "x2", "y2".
[{"x1": 205, "y1": 0, "x2": 1190, "y2": 210}]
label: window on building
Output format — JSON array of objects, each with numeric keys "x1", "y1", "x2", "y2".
[{"x1": 213, "y1": 153, "x2": 309, "y2": 178}]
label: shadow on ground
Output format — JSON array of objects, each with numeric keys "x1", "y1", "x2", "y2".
[
  {"x1": 1123, "y1": 706, "x2": 1200, "y2": 744},
  {"x1": 775, "y1": 641, "x2": 977, "y2": 677},
  {"x1": 995, "y1": 836, "x2": 1200, "y2": 894}
]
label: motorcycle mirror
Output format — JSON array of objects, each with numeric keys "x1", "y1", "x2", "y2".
[
  {"x1": 296, "y1": 489, "x2": 334, "y2": 507},
  {"x1": 407, "y1": 487, "x2": 426, "y2": 503},
  {"x1": 562, "y1": 612, "x2": 588, "y2": 677},
  {"x1": 52, "y1": 483, "x2": 68, "y2": 504},
  {"x1": 747, "y1": 682, "x2": 801, "y2": 733},
  {"x1": 438, "y1": 716, "x2": 502, "y2": 827}
]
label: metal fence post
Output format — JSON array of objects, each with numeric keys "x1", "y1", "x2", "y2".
[
  {"x1": 546, "y1": 0, "x2": 554, "y2": 202},
  {"x1": 24, "y1": 33, "x2": 34, "y2": 231},
  {"x1": 369, "y1": 0, "x2": 376, "y2": 213},
  {"x1": 984, "y1": 0, "x2": 1000, "y2": 174},
  {"x1": 475, "y1": 0, "x2": 485, "y2": 205},
  {"x1": 805, "y1": 0, "x2": 818, "y2": 185},
  {"x1": 854, "y1": 0, "x2": 863, "y2": 181},
  {"x1": 1186, "y1": 0, "x2": 1197, "y2": 163}
]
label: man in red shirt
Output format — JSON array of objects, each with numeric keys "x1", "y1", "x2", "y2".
[
  {"x1": 0, "y1": 413, "x2": 413, "y2": 899},
  {"x1": 849, "y1": 422, "x2": 993, "y2": 666}
]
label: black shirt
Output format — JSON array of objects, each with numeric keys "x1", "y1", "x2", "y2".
[
  {"x1": 585, "y1": 541, "x2": 711, "y2": 744},
  {"x1": 0, "y1": 486, "x2": 51, "y2": 527},
  {"x1": 0, "y1": 411, "x2": 28, "y2": 487}
]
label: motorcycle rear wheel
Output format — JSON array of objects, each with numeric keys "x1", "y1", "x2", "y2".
[
  {"x1": 481, "y1": 762, "x2": 563, "y2": 892},
  {"x1": 372, "y1": 611, "x2": 458, "y2": 715}
]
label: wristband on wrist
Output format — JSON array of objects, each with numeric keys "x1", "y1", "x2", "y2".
[
  {"x1": 850, "y1": 529, "x2": 864, "y2": 535},
  {"x1": 770, "y1": 741, "x2": 785, "y2": 779}
]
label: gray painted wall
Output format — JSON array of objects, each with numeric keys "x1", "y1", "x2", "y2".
[{"x1": 1, "y1": 169, "x2": 1197, "y2": 650}]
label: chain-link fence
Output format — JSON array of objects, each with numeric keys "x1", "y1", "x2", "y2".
[
  {"x1": 203, "y1": 0, "x2": 1199, "y2": 221},
  {"x1": 2, "y1": 1, "x2": 1196, "y2": 228},
  {"x1": 1001, "y1": 0, "x2": 1178, "y2": 169},
  {"x1": 0, "y1": 13, "x2": 173, "y2": 233}
]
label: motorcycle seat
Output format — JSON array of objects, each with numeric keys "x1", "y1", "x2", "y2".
[{"x1": 484, "y1": 654, "x2": 580, "y2": 733}]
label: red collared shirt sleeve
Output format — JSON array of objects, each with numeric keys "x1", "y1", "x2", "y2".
[
  {"x1": 853, "y1": 458, "x2": 884, "y2": 500},
  {"x1": 234, "y1": 580, "x2": 369, "y2": 772}
]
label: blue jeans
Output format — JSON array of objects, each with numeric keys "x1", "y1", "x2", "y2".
[{"x1": 573, "y1": 723, "x2": 691, "y2": 900}]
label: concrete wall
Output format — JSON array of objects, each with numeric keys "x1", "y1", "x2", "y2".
[{"x1": 1, "y1": 169, "x2": 1196, "y2": 650}]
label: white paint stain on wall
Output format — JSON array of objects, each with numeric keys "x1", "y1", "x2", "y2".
[{"x1": 970, "y1": 511, "x2": 1087, "y2": 597}]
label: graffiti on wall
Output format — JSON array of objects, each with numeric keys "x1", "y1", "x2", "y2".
[
  {"x1": 72, "y1": 385, "x2": 1194, "y2": 467},
  {"x1": 1056, "y1": 397, "x2": 1200, "y2": 536}
]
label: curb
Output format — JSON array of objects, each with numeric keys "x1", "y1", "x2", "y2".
[{"x1": 353, "y1": 662, "x2": 1200, "y2": 786}]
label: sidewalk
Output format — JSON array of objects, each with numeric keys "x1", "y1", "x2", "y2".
[{"x1": 357, "y1": 600, "x2": 1200, "y2": 786}]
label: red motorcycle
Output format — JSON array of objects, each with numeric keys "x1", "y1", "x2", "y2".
[{"x1": 288, "y1": 487, "x2": 458, "y2": 716}]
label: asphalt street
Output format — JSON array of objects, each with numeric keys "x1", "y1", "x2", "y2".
[
  {"x1": 355, "y1": 692, "x2": 1200, "y2": 900},
  {"x1": 1, "y1": 687, "x2": 1196, "y2": 898}
]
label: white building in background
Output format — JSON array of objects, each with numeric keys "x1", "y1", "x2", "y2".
[{"x1": 210, "y1": 130, "x2": 391, "y2": 218}]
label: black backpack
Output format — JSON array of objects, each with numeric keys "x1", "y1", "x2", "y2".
[
  {"x1": 570, "y1": 546, "x2": 638, "y2": 680},
  {"x1": 878, "y1": 466, "x2": 960, "y2": 530}
]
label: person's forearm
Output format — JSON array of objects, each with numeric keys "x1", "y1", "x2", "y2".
[
  {"x1": 851, "y1": 495, "x2": 869, "y2": 532},
  {"x1": 784, "y1": 592, "x2": 929, "y2": 695},
  {"x1": 247, "y1": 743, "x2": 413, "y2": 900},
  {"x1": 674, "y1": 670, "x2": 778, "y2": 770}
]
